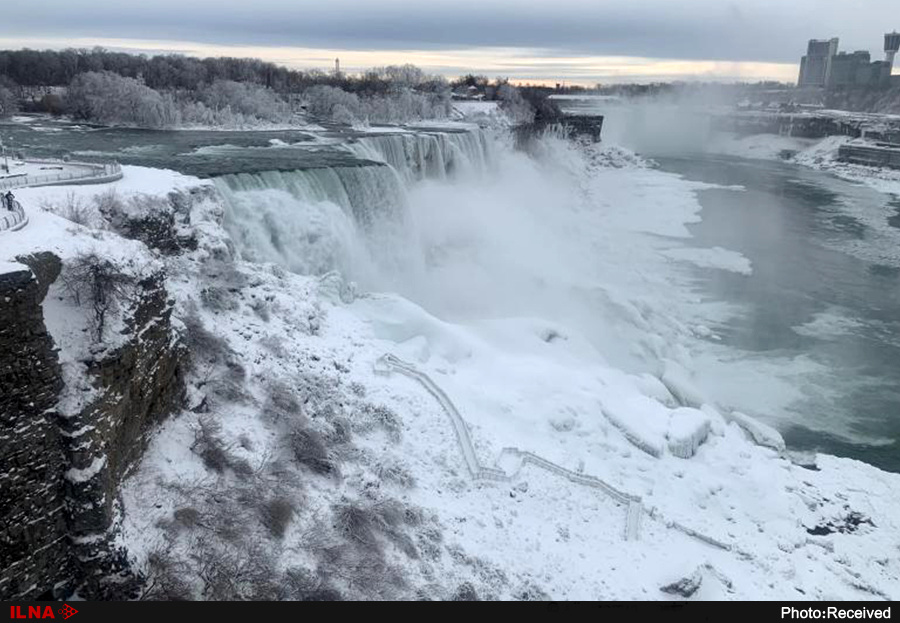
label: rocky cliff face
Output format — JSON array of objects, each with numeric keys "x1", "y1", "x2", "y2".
[
  {"x1": 0, "y1": 251, "x2": 187, "y2": 599},
  {"x1": 63, "y1": 267, "x2": 187, "y2": 599},
  {"x1": 0, "y1": 254, "x2": 68, "y2": 600}
]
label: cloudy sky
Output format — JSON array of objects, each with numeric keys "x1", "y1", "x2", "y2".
[{"x1": 1, "y1": 0, "x2": 898, "y2": 84}]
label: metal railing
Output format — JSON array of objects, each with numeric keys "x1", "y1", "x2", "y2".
[
  {"x1": 0, "y1": 201, "x2": 26, "y2": 232},
  {"x1": 374, "y1": 351, "x2": 751, "y2": 552},
  {"x1": 0, "y1": 161, "x2": 122, "y2": 191}
]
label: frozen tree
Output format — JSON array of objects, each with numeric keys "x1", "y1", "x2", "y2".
[
  {"x1": 496, "y1": 82, "x2": 535, "y2": 124},
  {"x1": 199, "y1": 80, "x2": 290, "y2": 123},
  {"x1": 66, "y1": 71, "x2": 179, "y2": 128},
  {"x1": 0, "y1": 86, "x2": 16, "y2": 118},
  {"x1": 304, "y1": 85, "x2": 362, "y2": 122},
  {"x1": 304, "y1": 84, "x2": 450, "y2": 125}
]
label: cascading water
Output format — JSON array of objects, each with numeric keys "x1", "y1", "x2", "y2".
[
  {"x1": 217, "y1": 128, "x2": 499, "y2": 287},
  {"x1": 345, "y1": 129, "x2": 496, "y2": 183}
]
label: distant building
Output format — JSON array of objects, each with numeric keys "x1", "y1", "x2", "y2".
[
  {"x1": 451, "y1": 85, "x2": 483, "y2": 101},
  {"x1": 798, "y1": 32, "x2": 898, "y2": 89},
  {"x1": 886, "y1": 32, "x2": 900, "y2": 67},
  {"x1": 799, "y1": 38, "x2": 839, "y2": 87}
]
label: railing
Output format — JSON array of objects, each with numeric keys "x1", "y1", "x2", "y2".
[
  {"x1": 0, "y1": 161, "x2": 123, "y2": 191},
  {"x1": 374, "y1": 352, "x2": 748, "y2": 551},
  {"x1": 375, "y1": 353, "x2": 644, "y2": 541},
  {"x1": 0, "y1": 201, "x2": 27, "y2": 232}
]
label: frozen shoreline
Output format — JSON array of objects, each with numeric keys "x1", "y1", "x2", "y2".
[{"x1": 707, "y1": 132, "x2": 900, "y2": 197}]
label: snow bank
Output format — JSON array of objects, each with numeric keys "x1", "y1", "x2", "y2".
[{"x1": 0, "y1": 260, "x2": 28, "y2": 276}]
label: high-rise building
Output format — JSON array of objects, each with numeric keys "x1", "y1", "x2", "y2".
[
  {"x1": 798, "y1": 33, "x2": 898, "y2": 88},
  {"x1": 798, "y1": 38, "x2": 839, "y2": 87}
]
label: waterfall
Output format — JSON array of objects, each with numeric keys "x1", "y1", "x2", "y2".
[
  {"x1": 215, "y1": 163, "x2": 411, "y2": 281},
  {"x1": 217, "y1": 127, "x2": 499, "y2": 285},
  {"x1": 345, "y1": 128, "x2": 495, "y2": 183}
]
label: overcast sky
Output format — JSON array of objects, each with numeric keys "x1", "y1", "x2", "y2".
[{"x1": 1, "y1": 0, "x2": 898, "y2": 83}]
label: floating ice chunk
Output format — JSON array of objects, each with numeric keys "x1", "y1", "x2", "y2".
[
  {"x1": 661, "y1": 246, "x2": 753, "y2": 275},
  {"x1": 633, "y1": 373, "x2": 678, "y2": 406},
  {"x1": 729, "y1": 411, "x2": 786, "y2": 452},
  {"x1": 660, "y1": 360, "x2": 706, "y2": 407}
]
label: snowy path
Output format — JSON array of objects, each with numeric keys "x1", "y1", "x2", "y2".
[{"x1": 376, "y1": 353, "x2": 740, "y2": 547}]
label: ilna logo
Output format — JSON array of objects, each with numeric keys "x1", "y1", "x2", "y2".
[{"x1": 9, "y1": 606, "x2": 78, "y2": 620}]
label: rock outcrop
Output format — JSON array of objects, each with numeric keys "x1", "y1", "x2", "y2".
[
  {"x1": 0, "y1": 255, "x2": 68, "y2": 600},
  {"x1": 0, "y1": 252, "x2": 187, "y2": 599}
]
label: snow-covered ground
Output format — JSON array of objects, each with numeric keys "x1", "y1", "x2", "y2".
[{"x1": 3, "y1": 129, "x2": 899, "y2": 600}]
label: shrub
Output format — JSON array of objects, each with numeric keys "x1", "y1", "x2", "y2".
[
  {"x1": 354, "y1": 403, "x2": 402, "y2": 441},
  {"x1": 180, "y1": 305, "x2": 230, "y2": 368},
  {"x1": 40, "y1": 192, "x2": 105, "y2": 227},
  {"x1": 375, "y1": 459, "x2": 416, "y2": 489},
  {"x1": 282, "y1": 568, "x2": 344, "y2": 601},
  {"x1": 200, "y1": 286, "x2": 239, "y2": 313},
  {"x1": 141, "y1": 548, "x2": 194, "y2": 601},
  {"x1": 260, "y1": 497, "x2": 295, "y2": 539},
  {"x1": 93, "y1": 188, "x2": 124, "y2": 216},
  {"x1": 173, "y1": 507, "x2": 203, "y2": 529},
  {"x1": 451, "y1": 582, "x2": 481, "y2": 601},
  {"x1": 265, "y1": 380, "x2": 301, "y2": 418},
  {"x1": 333, "y1": 502, "x2": 380, "y2": 551},
  {"x1": 191, "y1": 417, "x2": 251, "y2": 476},
  {"x1": 290, "y1": 425, "x2": 338, "y2": 477}
]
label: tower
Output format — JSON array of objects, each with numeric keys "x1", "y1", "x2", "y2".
[
  {"x1": 335, "y1": 58, "x2": 341, "y2": 75},
  {"x1": 885, "y1": 32, "x2": 900, "y2": 69}
]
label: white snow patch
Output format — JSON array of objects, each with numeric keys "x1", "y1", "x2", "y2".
[{"x1": 65, "y1": 456, "x2": 107, "y2": 483}]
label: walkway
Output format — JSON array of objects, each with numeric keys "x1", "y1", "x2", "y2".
[
  {"x1": 0, "y1": 160, "x2": 123, "y2": 191},
  {"x1": 376, "y1": 353, "x2": 742, "y2": 551}
]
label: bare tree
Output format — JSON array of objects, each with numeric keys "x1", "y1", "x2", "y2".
[{"x1": 61, "y1": 251, "x2": 137, "y2": 341}]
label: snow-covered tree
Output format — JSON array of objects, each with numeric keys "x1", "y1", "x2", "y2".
[
  {"x1": 66, "y1": 71, "x2": 179, "y2": 128},
  {"x1": 0, "y1": 86, "x2": 17, "y2": 118}
]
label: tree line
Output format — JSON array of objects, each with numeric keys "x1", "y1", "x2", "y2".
[{"x1": 0, "y1": 47, "x2": 552, "y2": 128}]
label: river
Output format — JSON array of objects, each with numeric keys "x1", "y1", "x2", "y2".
[{"x1": 658, "y1": 154, "x2": 900, "y2": 472}]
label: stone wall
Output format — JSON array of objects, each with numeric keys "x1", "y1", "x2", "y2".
[{"x1": 0, "y1": 254, "x2": 69, "y2": 599}]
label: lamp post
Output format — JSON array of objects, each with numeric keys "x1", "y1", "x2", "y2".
[{"x1": 0, "y1": 136, "x2": 8, "y2": 175}]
